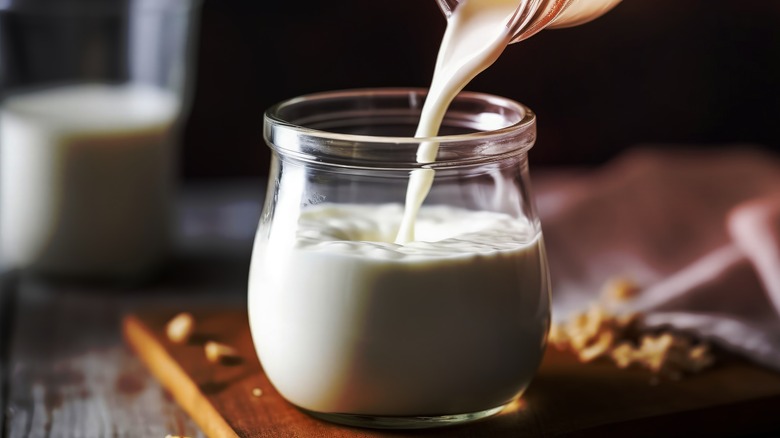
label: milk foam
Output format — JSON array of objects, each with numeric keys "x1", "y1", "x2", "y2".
[{"x1": 249, "y1": 204, "x2": 549, "y2": 415}]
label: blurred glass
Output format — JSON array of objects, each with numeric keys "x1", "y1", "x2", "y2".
[{"x1": 0, "y1": 0, "x2": 202, "y2": 283}]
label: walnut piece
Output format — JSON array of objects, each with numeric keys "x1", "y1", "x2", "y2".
[
  {"x1": 601, "y1": 276, "x2": 641, "y2": 303},
  {"x1": 165, "y1": 312, "x2": 195, "y2": 344},
  {"x1": 205, "y1": 341, "x2": 240, "y2": 363},
  {"x1": 550, "y1": 278, "x2": 716, "y2": 380}
]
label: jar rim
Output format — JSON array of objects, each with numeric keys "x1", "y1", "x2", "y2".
[
  {"x1": 265, "y1": 87, "x2": 535, "y2": 145},
  {"x1": 263, "y1": 87, "x2": 537, "y2": 168}
]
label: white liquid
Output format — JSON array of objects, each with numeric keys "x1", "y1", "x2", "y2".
[
  {"x1": 395, "y1": 0, "x2": 518, "y2": 244},
  {"x1": 249, "y1": 204, "x2": 549, "y2": 415},
  {"x1": 396, "y1": 0, "x2": 620, "y2": 243},
  {"x1": 0, "y1": 84, "x2": 180, "y2": 278}
]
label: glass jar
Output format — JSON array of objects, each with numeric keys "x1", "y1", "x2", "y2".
[
  {"x1": 0, "y1": 0, "x2": 201, "y2": 283},
  {"x1": 248, "y1": 88, "x2": 551, "y2": 429}
]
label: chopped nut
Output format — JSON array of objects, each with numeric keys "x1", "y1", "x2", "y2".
[
  {"x1": 565, "y1": 304, "x2": 608, "y2": 351},
  {"x1": 548, "y1": 322, "x2": 569, "y2": 349},
  {"x1": 638, "y1": 333, "x2": 677, "y2": 373},
  {"x1": 205, "y1": 341, "x2": 240, "y2": 363},
  {"x1": 550, "y1": 277, "x2": 716, "y2": 381},
  {"x1": 610, "y1": 342, "x2": 638, "y2": 369},
  {"x1": 686, "y1": 344, "x2": 716, "y2": 372},
  {"x1": 601, "y1": 277, "x2": 641, "y2": 303},
  {"x1": 577, "y1": 330, "x2": 615, "y2": 363},
  {"x1": 166, "y1": 312, "x2": 195, "y2": 344},
  {"x1": 252, "y1": 387, "x2": 263, "y2": 397}
]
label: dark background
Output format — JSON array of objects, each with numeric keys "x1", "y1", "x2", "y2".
[{"x1": 180, "y1": 0, "x2": 780, "y2": 180}]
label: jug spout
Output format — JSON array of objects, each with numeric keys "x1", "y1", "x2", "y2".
[{"x1": 435, "y1": 0, "x2": 622, "y2": 44}]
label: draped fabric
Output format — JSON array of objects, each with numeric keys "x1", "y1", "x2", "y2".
[{"x1": 535, "y1": 145, "x2": 780, "y2": 370}]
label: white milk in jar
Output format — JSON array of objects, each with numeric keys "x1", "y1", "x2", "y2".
[
  {"x1": 0, "y1": 84, "x2": 180, "y2": 279},
  {"x1": 249, "y1": 204, "x2": 549, "y2": 416}
]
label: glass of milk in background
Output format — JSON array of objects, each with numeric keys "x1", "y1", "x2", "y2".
[
  {"x1": 249, "y1": 88, "x2": 551, "y2": 429},
  {"x1": 0, "y1": 0, "x2": 201, "y2": 283}
]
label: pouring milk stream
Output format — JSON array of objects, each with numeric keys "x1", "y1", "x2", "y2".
[{"x1": 397, "y1": 0, "x2": 621, "y2": 243}]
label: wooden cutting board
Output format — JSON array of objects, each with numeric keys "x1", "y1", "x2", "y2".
[{"x1": 122, "y1": 308, "x2": 780, "y2": 438}]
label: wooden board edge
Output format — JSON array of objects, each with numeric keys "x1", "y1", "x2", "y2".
[{"x1": 122, "y1": 313, "x2": 240, "y2": 438}]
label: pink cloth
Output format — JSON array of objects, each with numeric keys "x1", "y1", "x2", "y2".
[{"x1": 534, "y1": 145, "x2": 780, "y2": 370}]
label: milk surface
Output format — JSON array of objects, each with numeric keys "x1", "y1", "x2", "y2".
[
  {"x1": 249, "y1": 204, "x2": 549, "y2": 415},
  {"x1": 0, "y1": 84, "x2": 180, "y2": 277}
]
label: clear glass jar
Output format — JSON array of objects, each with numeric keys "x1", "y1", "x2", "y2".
[
  {"x1": 248, "y1": 88, "x2": 551, "y2": 429},
  {"x1": 0, "y1": 0, "x2": 201, "y2": 282}
]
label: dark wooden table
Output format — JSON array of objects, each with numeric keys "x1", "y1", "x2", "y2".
[
  {"x1": 2, "y1": 178, "x2": 780, "y2": 438},
  {"x1": 0, "y1": 180, "x2": 265, "y2": 438}
]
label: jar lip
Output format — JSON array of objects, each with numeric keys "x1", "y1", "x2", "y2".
[{"x1": 264, "y1": 87, "x2": 535, "y2": 146}]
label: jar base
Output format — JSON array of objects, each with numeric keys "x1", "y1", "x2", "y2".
[{"x1": 301, "y1": 404, "x2": 506, "y2": 430}]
